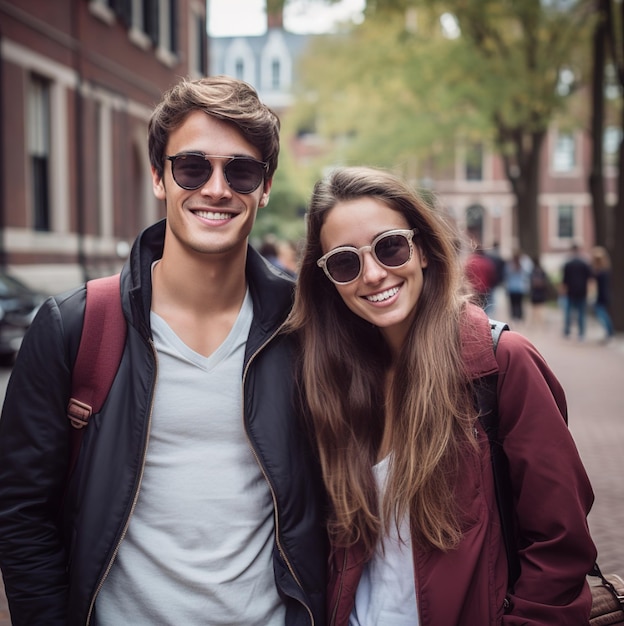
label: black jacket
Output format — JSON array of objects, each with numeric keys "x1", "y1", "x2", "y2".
[{"x1": 0, "y1": 220, "x2": 327, "y2": 625}]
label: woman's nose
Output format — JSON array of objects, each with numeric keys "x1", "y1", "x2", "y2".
[{"x1": 360, "y1": 250, "x2": 387, "y2": 284}]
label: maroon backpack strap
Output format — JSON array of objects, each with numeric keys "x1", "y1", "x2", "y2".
[{"x1": 66, "y1": 274, "x2": 126, "y2": 477}]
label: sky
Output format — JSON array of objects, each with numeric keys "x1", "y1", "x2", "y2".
[{"x1": 207, "y1": 0, "x2": 365, "y2": 37}]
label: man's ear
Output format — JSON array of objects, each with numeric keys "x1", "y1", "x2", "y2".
[
  {"x1": 258, "y1": 178, "x2": 273, "y2": 208},
  {"x1": 152, "y1": 166, "x2": 166, "y2": 200}
]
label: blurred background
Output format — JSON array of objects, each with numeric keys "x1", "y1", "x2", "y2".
[
  {"x1": 0, "y1": 0, "x2": 622, "y2": 321},
  {"x1": 0, "y1": 0, "x2": 622, "y2": 621}
]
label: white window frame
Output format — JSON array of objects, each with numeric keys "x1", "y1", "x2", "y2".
[{"x1": 551, "y1": 130, "x2": 579, "y2": 176}]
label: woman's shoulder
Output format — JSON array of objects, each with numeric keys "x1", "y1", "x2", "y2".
[{"x1": 459, "y1": 304, "x2": 499, "y2": 379}]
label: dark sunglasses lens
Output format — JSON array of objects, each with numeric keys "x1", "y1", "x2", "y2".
[
  {"x1": 224, "y1": 159, "x2": 265, "y2": 193},
  {"x1": 173, "y1": 156, "x2": 212, "y2": 189},
  {"x1": 326, "y1": 251, "x2": 361, "y2": 283},
  {"x1": 375, "y1": 234, "x2": 411, "y2": 267}
]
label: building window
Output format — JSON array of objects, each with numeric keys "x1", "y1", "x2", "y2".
[
  {"x1": 557, "y1": 204, "x2": 574, "y2": 239},
  {"x1": 131, "y1": 0, "x2": 145, "y2": 31},
  {"x1": 553, "y1": 132, "x2": 576, "y2": 172},
  {"x1": 89, "y1": 0, "x2": 115, "y2": 22},
  {"x1": 28, "y1": 74, "x2": 51, "y2": 232},
  {"x1": 158, "y1": 0, "x2": 175, "y2": 53},
  {"x1": 235, "y1": 59, "x2": 244, "y2": 80},
  {"x1": 192, "y1": 11, "x2": 207, "y2": 75},
  {"x1": 465, "y1": 143, "x2": 483, "y2": 181},
  {"x1": 604, "y1": 126, "x2": 621, "y2": 167},
  {"x1": 143, "y1": 0, "x2": 160, "y2": 44},
  {"x1": 271, "y1": 59, "x2": 281, "y2": 89},
  {"x1": 466, "y1": 204, "x2": 485, "y2": 243}
]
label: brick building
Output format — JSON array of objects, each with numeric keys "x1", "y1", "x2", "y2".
[{"x1": 0, "y1": 0, "x2": 207, "y2": 293}]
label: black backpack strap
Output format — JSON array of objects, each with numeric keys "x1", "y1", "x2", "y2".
[{"x1": 475, "y1": 319, "x2": 520, "y2": 589}]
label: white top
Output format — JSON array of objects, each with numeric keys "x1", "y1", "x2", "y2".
[
  {"x1": 349, "y1": 456, "x2": 419, "y2": 626},
  {"x1": 95, "y1": 289, "x2": 285, "y2": 625}
]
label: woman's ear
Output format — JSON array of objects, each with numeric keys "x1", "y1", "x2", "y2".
[{"x1": 418, "y1": 247, "x2": 428, "y2": 268}]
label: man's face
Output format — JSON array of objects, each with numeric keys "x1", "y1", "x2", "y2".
[{"x1": 152, "y1": 110, "x2": 272, "y2": 259}]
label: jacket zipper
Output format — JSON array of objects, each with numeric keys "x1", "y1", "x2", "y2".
[
  {"x1": 84, "y1": 339, "x2": 159, "y2": 625},
  {"x1": 242, "y1": 323, "x2": 315, "y2": 625},
  {"x1": 329, "y1": 549, "x2": 348, "y2": 626}
]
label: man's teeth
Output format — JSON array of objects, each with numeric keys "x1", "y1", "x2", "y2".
[
  {"x1": 195, "y1": 210, "x2": 231, "y2": 220},
  {"x1": 366, "y1": 287, "x2": 399, "y2": 302}
]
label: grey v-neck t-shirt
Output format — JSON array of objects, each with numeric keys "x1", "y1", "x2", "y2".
[{"x1": 95, "y1": 290, "x2": 285, "y2": 625}]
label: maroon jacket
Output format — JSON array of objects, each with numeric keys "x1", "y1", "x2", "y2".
[{"x1": 328, "y1": 305, "x2": 596, "y2": 626}]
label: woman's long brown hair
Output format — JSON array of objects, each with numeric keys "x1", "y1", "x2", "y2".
[{"x1": 288, "y1": 166, "x2": 477, "y2": 558}]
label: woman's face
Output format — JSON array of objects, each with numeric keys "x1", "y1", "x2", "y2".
[{"x1": 319, "y1": 197, "x2": 428, "y2": 354}]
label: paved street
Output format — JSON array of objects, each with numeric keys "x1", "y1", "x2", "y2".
[{"x1": 0, "y1": 304, "x2": 622, "y2": 623}]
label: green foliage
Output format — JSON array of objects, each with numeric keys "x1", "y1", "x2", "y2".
[
  {"x1": 288, "y1": 0, "x2": 596, "y2": 256},
  {"x1": 292, "y1": 12, "x2": 475, "y2": 170},
  {"x1": 252, "y1": 150, "x2": 308, "y2": 242}
]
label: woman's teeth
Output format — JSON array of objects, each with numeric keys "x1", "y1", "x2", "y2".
[{"x1": 366, "y1": 287, "x2": 399, "y2": 302}]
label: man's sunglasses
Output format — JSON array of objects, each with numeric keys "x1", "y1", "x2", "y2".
[
  {"x1": 317, "y1": 228, "x2": 418, "y2": 285},
  {"x1": 165, "y1": 152, "x2": 269, "y2": 194}
]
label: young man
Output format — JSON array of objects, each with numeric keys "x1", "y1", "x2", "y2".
[
  {"x1": 0, "y1": 76, "x2": 327, "y2": 625},
  {"x1": 561, "y1": 242, "x2": 593, "y2": 340}
]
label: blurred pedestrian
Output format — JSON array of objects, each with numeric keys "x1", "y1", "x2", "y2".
[
  {"x1": 259, "y1": 235, "x2": 281, "y2": 267},
  {"x1": 528, "y1": 256, "x2": 553, "y2": 330},
  {"x1": 288, "y1": 165, "x2": 596, "y2": 625},
  {"x1": 485, "y1": 241, "x2": 507, "y2": 317},
  {"x1": 504, "y1": 251, "x2": 530, "y2": 323},
  {"x1": 590, "y1": 246, "x2": 615, "y2": 343},
  {"x1": 561, "y1": 243, "x2": 592, "y2": 340},
  {"x1": 464, "y1": 244, "x2": 497, "y2": 314},
  {"x1": 485, "y1": 241, "x2": 506, "y2": 287},
  {"x1": 260, "y1": 236, "x2": 298, "y2": 278},
  {"x1": 0, "y1": 76, "x2": 327, "y2": 625},
  {"x1": 277, "y1": 239, "x2": 299, "y2": 277}
]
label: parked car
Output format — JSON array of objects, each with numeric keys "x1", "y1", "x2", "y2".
[{"x1": 0, "y1": 272, "x2": 46, "y2": 364}]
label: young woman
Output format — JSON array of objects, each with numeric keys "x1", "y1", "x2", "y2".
[{"x1": 288, "y1": 166, "x2": 596, "y2": 625}]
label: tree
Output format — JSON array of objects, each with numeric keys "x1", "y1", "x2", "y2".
[
  {"x1": 589, "y1": 0, "x2": 609, "y2": 248},
  {"x1": 441, "y1": 0, "x2": 594, "y2": 259},
  {"x1": 291, "y1": 0, "x2": 594, "y2": 260},
  {"x1": 597, "y1": 0, "x2": 624, "y2": 330}
]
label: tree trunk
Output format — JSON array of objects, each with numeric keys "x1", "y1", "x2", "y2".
[
  {"x1": 499, "y1": 128, "x2": 545, "y2": 260},
  {"x1": 610, "y1": 107, "x2": 624, "y2": 332},
  {"x1": 604, "y1": 0, "x2": 624, "y2": 331},
  {"x1": 589, "y1": 0, "x2": 608, "y2": 246}
]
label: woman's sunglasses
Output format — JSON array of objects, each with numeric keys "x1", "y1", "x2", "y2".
[
  {"x1": 317, "y1": 229, "x2": 418, "y2": 285},
  {"x1": 165, "y1": 152, "x2": 269, "y2": 194}
]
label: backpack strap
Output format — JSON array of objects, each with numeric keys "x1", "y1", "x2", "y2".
[
  {"x1": 66, "y1": 274, "x2": 126, "y2": 478},
  {"x1": 475, "y1": 319, "x2": 520, "y2": 588}
]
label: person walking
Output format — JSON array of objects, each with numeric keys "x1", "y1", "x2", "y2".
[
  {"x1": 591, "y1": 246, "x2": 615, "y2": 343},
  {"x1": 0, "y1": 76, "x2": 327, "y2": 625},
  {"x1": 485, "y1": 240, "x2": 506, "y2": 314},
  {"x1": 464, "y1": 244, "x2": 497, "y2": 314},
  {"x1": 288, "y1": 166, "x2": 596, "y2": 625},
  {"x1": 561, "y1": 243, "x2": 593, "y2": 340},
  {"x1": 504, "y1": 251, "x2": 530, "y2": 323},
  {"x1": 528, "y1": 256, "x2": 553, "y2": 330}
]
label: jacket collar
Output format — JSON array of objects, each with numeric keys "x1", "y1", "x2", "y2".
[{"x1": 120, "y1": 219, "x2": 294, "y2": 336}]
